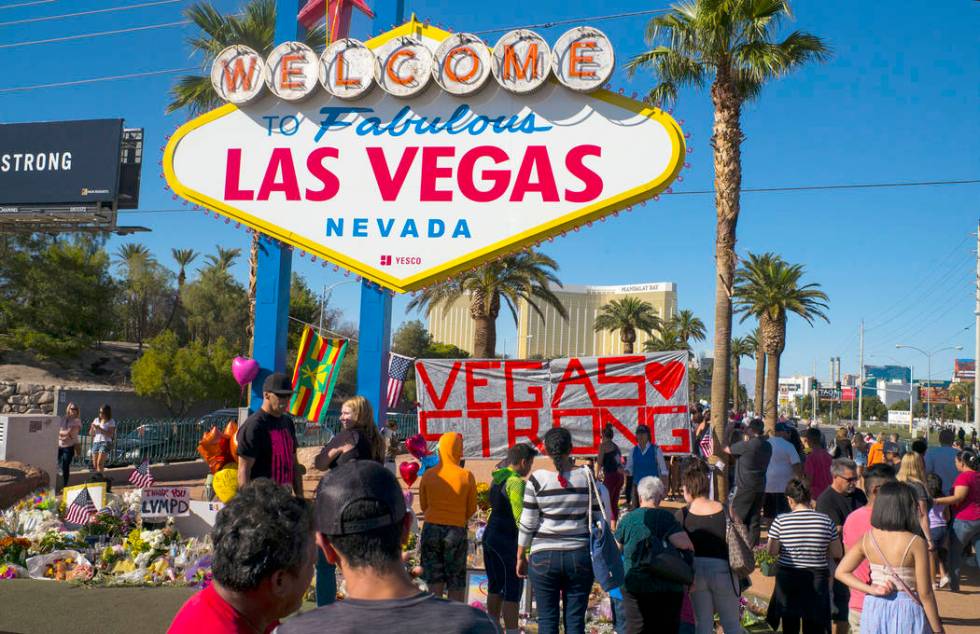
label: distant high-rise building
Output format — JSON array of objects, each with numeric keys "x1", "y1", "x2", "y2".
[{"x1": 426, "y1": 282, "x2": 678, "y2": 358}]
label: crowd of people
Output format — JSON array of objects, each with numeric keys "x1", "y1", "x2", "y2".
[{"x1": 159, "y1": 374, "x2": 980, "y2": 633}]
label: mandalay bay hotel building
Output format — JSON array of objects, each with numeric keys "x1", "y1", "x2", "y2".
[{"x1": 428, "y1": 282, "x2": 678, "y2": 358}]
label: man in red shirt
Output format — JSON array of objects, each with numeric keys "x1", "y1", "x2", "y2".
[
  {"x1": 803, "y1": 427, "x2": 833, "y2": 500},
  {"x1": 168, "y1": 480, "x2": 316, "y2": 633}
]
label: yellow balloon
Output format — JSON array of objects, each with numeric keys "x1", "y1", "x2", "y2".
[{"x1": 213, "y1": 465, "x2": 238, "y2": 502}]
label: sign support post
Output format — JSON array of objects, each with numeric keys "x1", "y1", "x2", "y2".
[
  {"x1": 355, "y1": 0, "x2": 404, "y2": 425},
  {"x1": 250, "y1": 0, "x2": 303, "y2": 410}
]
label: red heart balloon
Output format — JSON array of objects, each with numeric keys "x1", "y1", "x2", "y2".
[
  {"x1": 405, "y1": 434, "x2": 430, "y2": 459},
  {"x1": 644, "y1": 361, "x2": 686, "y2": 400},
  {"x1": 399, "y1": 461, "x2": 420, "y2": 487}
]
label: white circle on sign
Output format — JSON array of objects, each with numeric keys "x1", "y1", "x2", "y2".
[
  {"x1": 211, "y1": 45, "x2": 266, "y2": 104},
  {"x1": 319, "y1": 38, "x2": 375, "y2": 100},
  {"x1": 491, "y1": 30, "x2": 551, "y2": 94},
  {"x1": 551, "y1": 27, "x2": 614, "y2": 92},
  {"x1": 374, "y1": 37, "x2": 433, "y2": 98},
  {"x1": 432, "y1": 33, "x2": 492, "y2": 96},
  {"x1": 265, "y1": 41, "x2": 319, "y2": 101}
]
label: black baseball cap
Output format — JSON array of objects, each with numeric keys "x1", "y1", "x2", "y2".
[
  {"x1": 262, "y1": 372, "x2": 293, "y2": 396},
  {"x1": 315, "y1": 461, "x2": 406, "y2": 535}
]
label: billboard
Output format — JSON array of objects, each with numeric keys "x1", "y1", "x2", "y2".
[
  {"x1": 954, "y1": 358, "x2": 975, "y2": 381},
  {"x1": 0, "y1": 119, "x2": 123, "y2": 206},
  {"x1": 415, "y1": 352, "x2": 690, "y2": 458},
  {"x1": 163, "y1": 21, "x2": 685, "y2": 293}
]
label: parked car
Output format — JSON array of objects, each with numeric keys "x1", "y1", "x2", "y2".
[{"x1": 87, "y1": 424, "x2": 170, "y2": 468}]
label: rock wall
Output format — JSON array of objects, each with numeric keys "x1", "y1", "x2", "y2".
[{"x1": 0, "y1": 382, "x2": 57, "y2": 415}]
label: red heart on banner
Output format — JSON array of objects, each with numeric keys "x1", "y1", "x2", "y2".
[
  {"x1": 399, "y1": 461, "x2": 420, "y2": 487},
  {"x1": 644, "y1": 361, "x2": 686, "y2": 400}
]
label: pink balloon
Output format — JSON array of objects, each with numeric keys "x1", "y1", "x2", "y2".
[
  {"x1": 399, "y1": 461, "x2": 420, "y2": 487},
  {"x1": 405, "y1": 434, "x2": 430, "y2": 460},
  {"x1": 231, "y1": 357, "x2": 260, "y2": 388}
]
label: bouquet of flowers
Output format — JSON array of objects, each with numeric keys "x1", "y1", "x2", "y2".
[{"x1": 0, "y1": 536, "x2": 31, "y2": 566}]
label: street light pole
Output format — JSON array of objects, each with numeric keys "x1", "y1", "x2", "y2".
[
  {"x1": 319, "y1": 280, "x2": 358, "y2": 334},
  {"x1": 896, "y1": 344, "x2": 963, "y2": 431}
]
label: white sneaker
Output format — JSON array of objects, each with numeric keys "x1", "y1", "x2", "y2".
[{"x1": 939, "y1": 575, "x2": 950, "y2": 588}]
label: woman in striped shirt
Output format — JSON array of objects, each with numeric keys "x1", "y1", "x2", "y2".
[
  {"x1": 517, "y1": 428, "x2": 610, "y2": 634},
  {"x1": 765, "y1": 478, "x2": 843, "y2": 634}
]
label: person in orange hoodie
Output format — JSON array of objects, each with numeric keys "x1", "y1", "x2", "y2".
[
  {"x1": 866, "y1": 432, "x2": 886, "y2": 467},
  {"x1": 419, "y1": 432, "x2": 477, "y2": 602}
]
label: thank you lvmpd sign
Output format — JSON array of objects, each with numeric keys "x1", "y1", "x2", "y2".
[{"x1": 141, "y1": 487, "x2": 191, "y2": 518}]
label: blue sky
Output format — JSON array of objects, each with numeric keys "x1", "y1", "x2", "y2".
[{"x1": 2, "y1": 0, "x2": 978, "y2": 383}]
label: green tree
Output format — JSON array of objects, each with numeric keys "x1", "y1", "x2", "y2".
[
  {"x1": 730, "y1": 336, "x2": 754, "y2": 413},
  {"x1": 596, "y1": 297, "x2": 661, "y2": 354},
  {"x1": 734, "y1": 252, "x2": 829, "y2": 432},
  {"x1": 288, "y1": 272, "x2": 323, "y2": 355},
  {"x1": 643, "y1": 319, "x2": 687, "y2": 352},
  {"x1": 627, "y1": 0, "x2": 829, "y2": 463},
  {"x1": 746, "y1": 327, "x2": 765, "y2": 417},
  {"x1": 889, "y1": 399, "x2": 911, "y2": 411},
  {"x1": 672, "y1": 309, "x2": 706, "y2": 347},
  {"x1": 114, "y1": 243, "x2": 174, "y2": 349},
  {"x1": 181, "y1": 253, "x2": 249, "y2": 349},
  {"x1": 164, "y1": 248, "x2": 198, "y2": 334},
  {"x1": 949, "y1": 381, "x2": 973, "y2": 421},
  {"x1": 203, "y1": 246, "x2": 241, "y2": 275},
  {"x1": 392, "y1": 320, "x2": 433, "y2": 358},
  {"x1": 407, "y1": 250, "x2": 566, "y2": 358},
  {"x1": 0, "y1": 236, "x2": 116, "y2": 357},
  {"x1": 132, "y1": 330, "x2": 239, "y2": 415}
]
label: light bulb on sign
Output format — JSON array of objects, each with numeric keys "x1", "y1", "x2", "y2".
[
  {"x1": 374, "y1": 36, "x2": 434, "y2": 98},
  {"x1": 432, "y1": 33, "x2": 492, "y2": 96},
  {"x1": 265, "y1": 41, "x2": 319, "y2": 101}
]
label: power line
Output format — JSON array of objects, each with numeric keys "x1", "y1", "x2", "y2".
[
  {"x1": 118, "y1": 178, "x2": 980, "y2": 215},
  {"x1": 0, "y1": 0, "x2": 56, "y2": 9},
  {"x1": 471, "y1": 8, "x2": 670, "y2": 35},
  {"x1": 0, "y1": 66, "x2": 194, "y2": 94},
  {"x1": 0, "y1": 18, "x2": 188, "y2": 49},
  {"x1": 0, "y1": 0, "x2": 183, "y2": 27}
]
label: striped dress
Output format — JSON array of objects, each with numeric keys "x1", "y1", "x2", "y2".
[{"x1": 518, "y1": 466, "x2": 611, "y2": 554}]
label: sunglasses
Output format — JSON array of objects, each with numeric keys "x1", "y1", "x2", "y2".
[{"x1": 836, "y1": 475, "x2": 859, "y2": 483}]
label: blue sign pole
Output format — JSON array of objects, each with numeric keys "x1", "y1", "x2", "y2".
[
  {"x1": 251, "y1": 0, "x2": 303, "y2": 411},
  {"x1": 355, "y1": 0, "x2": 404, "y2": 424}
]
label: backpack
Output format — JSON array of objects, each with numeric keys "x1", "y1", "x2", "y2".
[{"x1": 628, "y1": 520, "x2": 694, "y2": 587}]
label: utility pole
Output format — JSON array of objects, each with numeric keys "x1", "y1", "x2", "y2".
[
  {"x1": 829, "y1": 358, "x2": 835, "y2": 424},
  {"x1": 812, "y1": 359, "x2": 817, "y2": 423},
  {"x1": 858, "y1": 320, "x2": 864, "y2": 428},
  {"x1": 975, "y1": 219, "x2": 979, "y2": 433}
]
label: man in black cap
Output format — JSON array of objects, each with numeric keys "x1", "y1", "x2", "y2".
[
  {"x1": 279, "y1": 461, "x2": 496, "y2": 633},
  {"x1": 236, "y1": 372, "x2": 302, "y2": 497},
  {"x1": 726, "y1": 418, "x2": 773, "y2": 546}
]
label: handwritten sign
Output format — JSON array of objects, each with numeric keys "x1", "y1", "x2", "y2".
[
  {"x1": 416, "y1": 352, "x2": 690, "y2": 458},
  {"x1": 141, "y1": 487, "x2": 191, "y2": 518}
]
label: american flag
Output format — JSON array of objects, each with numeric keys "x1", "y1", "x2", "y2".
[
  {"x1": 699, "y1": 430, "x2": 713, "y2": 458},
  {"x1": 129, "y1": 459, "x2": 155, "y2": 488},
  {"x1": 386, "y1": 353, "x2": 414, "y2": 408},
  {"x1": 65, "y1": 487, "x2": 97, "y2": 526}
]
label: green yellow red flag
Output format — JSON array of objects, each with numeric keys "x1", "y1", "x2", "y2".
[{"x1": 288, "y1": 325, "x2": 348, "y2": 423}]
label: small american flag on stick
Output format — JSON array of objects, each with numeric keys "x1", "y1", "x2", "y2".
[
  {"x1": 699, "y1": 430, "x2": 713, "y2": 459},
  {"x1": 65, "y1": 487, "x2": 97, "y2": 526},
  {"x1": 386, "y1": 353, "x2": 414, "y2": 408},
  {"x1": 129, "y1": 459, "x2": 155, "y2": 488}
]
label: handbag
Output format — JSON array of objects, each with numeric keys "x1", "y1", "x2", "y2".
[
  {"x1": 725, "y1": 503, "x2": 755, "y2": 578},
  {"x1": 632, "y1": 534, "x2": 695, "y2": 586},
  {"x1": 585, "y1": 468, "x2": 625, "y2": 591}
]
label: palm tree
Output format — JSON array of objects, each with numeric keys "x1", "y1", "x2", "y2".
[
  {"x1": 594, "y1": 297, "x2": 661, "y2": 354},
  {"x1": 164, "y1": 248, "x2": 198, "y2": 331},
  {"x1": 167, "y1": 0, "x2": 327, "y2": 351},
  {"x1": 745, "y1": 326, "x2": 765, "y2": 415},
  {"x1": 114, "y1": 243, "x2": 154, "y2": 272},
  {"x1": 730, "y1": 336, "x2": 753, "y2": 413},
  {"x1": 643, "y1": 319, "x2": 688, "y2": 352},
  {"x1": 627, "y1": 0, "x2": 829, "y2": 462},
  {"x1": 949, "y1": 381, "x2": 974, "y2": 422},
  {"x1": 734, "y1": 252, "x2": 829, "y2": 432},
  {"x1": 673, "y1": 309, "x2": 706, "y2": 347},
  {"x1": 407, "y1": 250, "x2": 567, "y2": 358},
  {"x1": 205, "y1": 246, "x2": 241, "y2": 275},
  {"x1": 114, "y1": 243, "x2": 156, "y2": 347}
]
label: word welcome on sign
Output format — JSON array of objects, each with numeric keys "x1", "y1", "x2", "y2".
[
  {"x1": 164, "y1": 19, "x2": 685, "y2": 293},
  {"x1": 415, "y1": 352, "x2": 691, "y2": 458},
  {"x1": 141, "y1": 487, "x2": 191, "y2": 518},
  {"x1": 211, "y1": 26, "x2": 613, "y2": 104}
]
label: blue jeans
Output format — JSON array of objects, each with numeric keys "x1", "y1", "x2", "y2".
[
  {"x1": 315, "y1": 548, "x2": 337, "y2": 606},
  {"x1": 528, "y1": 548, "x2": 594, "y2": 634},
  {"x1": 948, "y1": 517, "x2": 980, "y2": 592}
]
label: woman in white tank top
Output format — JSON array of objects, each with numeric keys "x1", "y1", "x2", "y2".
[{"x1": 835, "y1": 482, "x2": 944, "y2": 634}]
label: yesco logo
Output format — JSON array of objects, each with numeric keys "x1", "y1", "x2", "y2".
[{"x1": 211, "y1": 26, "x2": 614, "y2": 104}]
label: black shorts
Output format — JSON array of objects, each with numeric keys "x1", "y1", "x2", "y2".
[
  {"x1": 831, "y1": 578, "x2": 850, "y2": 621},
  {"x1": 483, "y1": 536, "x2": 523, "y2": 602}
]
